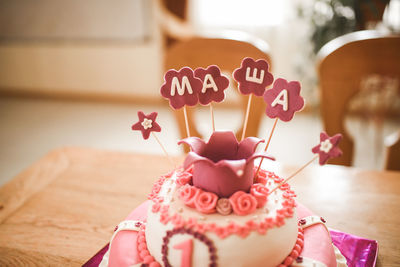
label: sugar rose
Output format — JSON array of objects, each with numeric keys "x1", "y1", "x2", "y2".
[
  {"x1": 179, "y1": 184, "x2": 200, "y2": 208},
  {"x1": 250, "y1": 183, "x2": 269, "y2": 208},
  {"x1": 216, "y1": 198, "x2": 232, "y2": 215},
  {"x1": 194, "y1": 190, "x2": 218, "y2": 214},
  {"x1": 176, "y1": 172, "x2": 192, "y2": 186},
  {"x1": 229, "y1": 191, "x2": 257, "y2": 216}
]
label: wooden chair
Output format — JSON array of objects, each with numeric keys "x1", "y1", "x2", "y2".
[
  {"x1": 317, "y1": 30, "x2": 400, "y2": 170},
  {"x1": 157, "y1": 0, "x2": 272, "y2": 143}
]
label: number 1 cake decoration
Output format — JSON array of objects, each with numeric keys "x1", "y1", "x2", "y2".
[{"x1": 96, "y1": 58, "x2": 377, "y2": 267}]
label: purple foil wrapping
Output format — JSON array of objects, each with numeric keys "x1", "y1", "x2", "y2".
[
  {"x1": 83, "y1": 230, "x2": 378, "y2": 267},
  {"x1": 330, "y1": 229, "x2": 378, "y2": 267},
  {"x1": 83, "y1": 244, "x2": 109, "y2": 267}
]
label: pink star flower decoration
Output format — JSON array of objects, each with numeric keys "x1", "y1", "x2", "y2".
[
  {"x1": 194, "y1": 65, "x2": 229, "y2": 105},
  {"x1": 263, "y1": 78, "x2": 305, "y2": 122},
  {"x1": 131, "y1": 111, "x2": 161, "y2": 140},
  {"x1": 312, "y1": 132, "x2": 343, "y2": 165},
  {"x1": 233, "y1": 57, "x2": 273, "y2": 96},
  {"x1": 160, "y1": 67, "x2": 203, "y2": 109}
]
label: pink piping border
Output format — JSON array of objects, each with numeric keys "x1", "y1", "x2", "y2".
[{"x1": 148, "y1": 168, "x2": 296, "y2": 239}]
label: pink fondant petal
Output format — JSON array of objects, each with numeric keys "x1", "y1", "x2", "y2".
[
  {"x1": 215, "y1": 159, "x2": 247, "y2": 177},
  {"x1": 178, "y1": 137, "x2": 206, "y2": 154},
  {"x1": 203, "y1": 131, "x2": 238, "y2": 162},
  {"x1": 237, "y1": 137, "x2": 264, "y2": 159},
  {"x1": 183, "y1": 151, "x2": 210, "y2": 170},
  {"x1": 246, "y1": 152, "x2": 275, "y2": 164}
]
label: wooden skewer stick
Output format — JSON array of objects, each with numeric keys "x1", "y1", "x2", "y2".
[
  {"x1": 151, "y1": 132, "x2": 176, "y2": 168},
  {"x1": 210, "y1": 103, "x2": 215, "y2": 132},
  {"x1": 254, "y1": 118, "x2": 279, "y2": 180},
  {"x1": 183, "y1": 106, "x2": 191, "y2": 138},
  {"x1": 268, "y1": 155, "x2": 319, "y2": 195},
  {"x1": 241, "y1": 94, "x2": 253, "y2": 141}
]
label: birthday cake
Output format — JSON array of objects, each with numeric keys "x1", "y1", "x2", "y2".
[{"x1": 99, "y1": 58, "x2": 347, "y2": 267}]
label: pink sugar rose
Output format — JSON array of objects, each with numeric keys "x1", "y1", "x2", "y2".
[
  {"x1": 229, "y1": 191, "x2": 257, "y2": 216},
  {"x1": 176, "y1": 172, "x2": 192, "y2": 186},
  {"x1": 255, "y1": 170, "x2": 268, "y2": 185},
  {"x1": 179, "y1": 184, "x2": 200, "y2": 208},
  {"x1": 216, "y1": 198, "x2": 232, "y2": 215},
  {"x1": 194, "y1": 190, "x2": 218, "y2": 214},
  {"x1": 250, "y1": 183, "x2": 269, "y2": 208}
]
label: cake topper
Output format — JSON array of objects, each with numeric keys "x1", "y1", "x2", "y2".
[
  {"x1": 194, "y1": 65, "x2": 229, "y2": 132},
  {"x1": 160, "y1": 67, "x2": 203, "y2": 137},
  {"x1": 178, "y1": 131, "x2": 274, "y2": 198},
  {"x1": 233, "y1": 58, "x2": 274, "y2": 97},
  {"x1": 268, "y1": 131, "x2": 343, "y2": 195},
  {"x1": 233, "y1": 57, "x2": 274, "y2": 141},
  {"x1": 312, "y1": 132, "x2": 343, "y2": 165},
  {"x1": 255, "y1": 78, "x2": 305, "y2": 178},
  {"x1": 264, "y1": 78, "x2": 305, "y2": 122},
  {"x1": 132, "y1": 111, "x2": 175, "y2": 167},
  {"x1": 131, "y1": 111, "x2": 161, "y2": 139}
]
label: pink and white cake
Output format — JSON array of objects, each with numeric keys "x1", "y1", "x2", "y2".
[
  {"x1": 99, "y1": 58, "x2": 348, "y2": 266},
  {"x1": 99, "y1": 132, "x2": 347, "y2": 267}
]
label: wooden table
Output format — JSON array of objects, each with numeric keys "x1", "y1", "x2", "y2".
[{"x1": 0, "y1": 147, "x2": 399, "y2": 266}]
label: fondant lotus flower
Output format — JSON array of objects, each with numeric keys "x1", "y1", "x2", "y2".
[
  {"x1": 160, "y1": 67, "x2": 203, "y2": 109},
  {"x1": 194, "y1": 65, "x2": 229, "y2": 105},
  {"x1": 264, "y1": 78, "x2": 305, "y2": 122},
  {"x1": 178, "y1": 131, "x2": 274, "y2": 198},
  {"x1": 233, "y1": 57, "x2": 274, "y2": 96}
]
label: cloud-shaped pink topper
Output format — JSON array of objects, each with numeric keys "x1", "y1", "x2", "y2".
[
  {"x1": 131, "y1": 111, "x2": 161, "y2": 140},
  {"x1": 160, "y1": 67, "x2": 203, "y2": 110},
  {"x1": 233, "y1": 57, "x2": 274, "y2": 96},
  {"x1": 312, "y1": 132, "x2": 343, "y2": 165},
  {"x1": 194, "y1": 65, "x2": 229, "y2": 105},
  {"x1": 263, "y1": 78, "x2": 305, "y2": 122}
]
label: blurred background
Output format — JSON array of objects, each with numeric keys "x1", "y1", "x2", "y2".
[{"x1": 0, "y1": 0, "x2": 399, "y2": 185}]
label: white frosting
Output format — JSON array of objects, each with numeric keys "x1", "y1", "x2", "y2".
[{"x1": 145, "y1": 172, "x2": 299, "y2": 267}]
